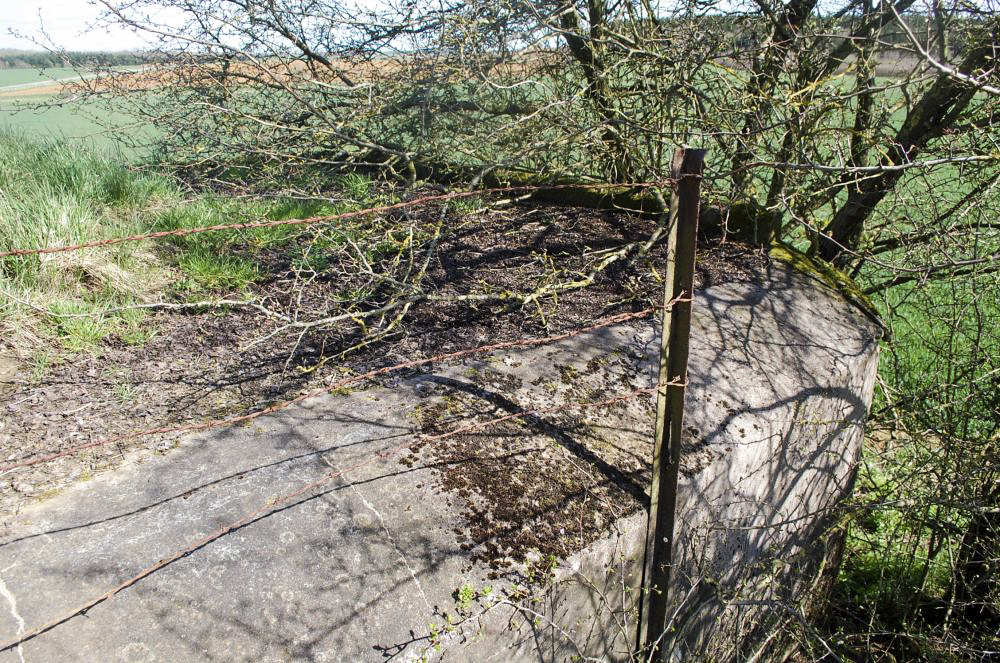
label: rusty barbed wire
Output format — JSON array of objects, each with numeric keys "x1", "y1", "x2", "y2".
[
  {"x1": 0, "y1": 306, "x2": 666, "y2": 474},
  {"x1": 0, "y1": 184, "x2": 689, "y2": 650},
  {"x1": 0, "y1": 381, "x2": 672, "y2": 652},
  {"x1": 0, "y1": 180, "x2": 686, "y2": 260},
  {"x1": 0, "y1": 171, "x2": 704, "y2": 652}
]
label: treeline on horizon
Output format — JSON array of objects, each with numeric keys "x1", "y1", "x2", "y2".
[
  {"x1": 0, "y1": 50, "x2": 145, "y2": 69},
  {"x1": 0, "y1": 8, "x2": 987, "y2": 71},
  {"x1": 649, "y1": 12, "x2": 983, "y2": 55}
]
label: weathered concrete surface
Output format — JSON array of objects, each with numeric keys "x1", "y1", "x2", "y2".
[
  {"x1": 662, "y1": 259, "x2": 881, "y2": 660},
  {"x1": 0, "y1": 261, "x2": 879, "y2": 662}
]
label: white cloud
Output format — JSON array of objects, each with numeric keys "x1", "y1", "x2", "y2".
[{"x1": 1, "y1": 0, "x2": 155, "y2": 51}]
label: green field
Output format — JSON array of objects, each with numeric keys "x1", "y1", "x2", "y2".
[
  {"x1": 0, "y1": 67, "x2": 151, "y2": 156},
  {"x1": 0, "y1": 94, "x2": 152, "y2": 156},
  {"x1": 0, "y1": 67, "x2": 81, "y2": 88}
]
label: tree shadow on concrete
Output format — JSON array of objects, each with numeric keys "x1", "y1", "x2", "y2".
[{"x1": 0, "y1": 262, "x2": 880, "y2": 663}]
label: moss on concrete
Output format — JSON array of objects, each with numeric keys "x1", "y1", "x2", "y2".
[
  {"x1": 387, "y1": 155, "x2": 668, "y2": 214},
  {"x1": 770, "y1": 243, "x2": 888, "y2": 337},
  {"x1": 480, "y1": 170, "x2": 663, "y2": 214}
]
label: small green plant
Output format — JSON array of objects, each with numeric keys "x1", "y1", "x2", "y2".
[
  {"x1": 113, "y1": 373, "x2": 138, "y2": 403},
  {"x1": 326, "y1": 383, "x2": 356, "y2": 396},
  {"x1": 30, "y1": 349, "x2": 54, "y2": 381},
  {"x1": 116, "y1": 308, "x2": 157, "y2": 346},
  {"x1": 451, "y1": 582, "x2": 495, "y2": 616},
  {"x1": 177, "y1": 249, "x2": 259, "y2": 291},
  {"x1": 264, "y1": 198, "x2": 339, "y2": 223},
  {"x1": 427, "y1": 622, "x2": 442, "y2": 652},
  {"x1": 558, "y1": 364, "x2": 579, "y2": 384},
  {"x1": 290, "y1": 251, "x2": 330, "y2": 273},
  {"x1": 332, "y1": 285, "x2": 375, "y2": 304},
  {"x1": 524, "y1": 553, "x2": 558, "y2": 586},
  {"x1": 338, "y1": 172, "x2": 373, "y2": 202},
  {"x1": 447, "y1": 195, "x2": 483, "y2": 214},
  {"x1": 455, "y1": 584, "x2": 477, "y2": 613}
]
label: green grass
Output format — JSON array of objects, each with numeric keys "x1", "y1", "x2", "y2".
[
  {"x1": 46, "y1": 301, "x2": 120, "y2": 353},
  {"x1": 339, "y1": 172, "x2": 373, "y2": 202},
  {"x1": 117, "y1": 308, "x2": 157, "y2": 346},
  {"x1": 147, "y1": 171, "x2": 380, "y2": 292},
  {"x1": 836, "y1": 230, "x2": 1000, "y2": 654},
  {"x1": 0, "y1": 131, "x2": 377, "y2": 341},
  {"x1": 0, "y1": 129, "x2": 178, "y2": 277},
  {"x1": 447, "y1": 194, "x2": 484, "y2": 214},
  {"x1": 0, "y1": 130, "x2": 327, "y2": 351},
  {"x1": 152, "y1": 196, "x2": 323, "y2": 291},
  {"x1": 0, "y1": 129, "x2": 183, "y2": 351},
  {"x1": 176, "y1": 247, "x2": 259, "y2": 291}
]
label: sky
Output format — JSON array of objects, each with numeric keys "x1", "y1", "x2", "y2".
[{"x1": 0, "y1": 0, "x2": 154, "y2": 51}]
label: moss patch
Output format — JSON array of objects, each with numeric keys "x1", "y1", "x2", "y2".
[{"x1": 770, "y1": 243, "x2": 887, "y2": 335}]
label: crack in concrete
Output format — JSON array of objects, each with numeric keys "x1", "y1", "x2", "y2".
[
  {"x1": 359, "y1": 493, "x2": 433, "y2": 613},
  {"x1": 0, "y1": 564, "x2": 26, "y2": 663},
  {"x1": 319, "y1": 453, "x2": 434, "y2": 613}
]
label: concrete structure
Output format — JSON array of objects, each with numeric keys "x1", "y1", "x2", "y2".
[{"x1": 0, "y1": 260, "x2": 880, "y2": 661}]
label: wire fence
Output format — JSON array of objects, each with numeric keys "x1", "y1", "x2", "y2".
[
  {"x1": 0, "y1": 163, "x2": 887, "y2": 662},
  {"x1": 0, "y1": 181, "x2": 669, "y2": 260},
  {"x1": 0, "y1": 181, "x2": 690, "y2": 655}
]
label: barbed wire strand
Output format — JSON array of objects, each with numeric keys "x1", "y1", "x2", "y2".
[
  {"x1": 0, "y1": 383, "x2": 671, "y2": 652},
  {"x1": 0, "y1": 180, "x2": 691, "y2": 260},
  {"x1": 0, "y1": 306, "x2": 667, "y2": 474}
]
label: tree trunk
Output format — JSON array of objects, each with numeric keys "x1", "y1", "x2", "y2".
[{"x1": 819, "y1": 31, "x2": 995, "y2": 264}]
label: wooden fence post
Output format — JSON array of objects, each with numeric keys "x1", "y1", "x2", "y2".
[{"x1": 637, "y1": 147, "x2": 705, "y2": 661}]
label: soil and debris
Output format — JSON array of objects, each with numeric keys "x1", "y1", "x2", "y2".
[
  {"x1": 0, "y1": 198, "x2": 769, "y2": 562},
  {"x1": 401, "y1": 353, "x2": 656, "y2": 574}
]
